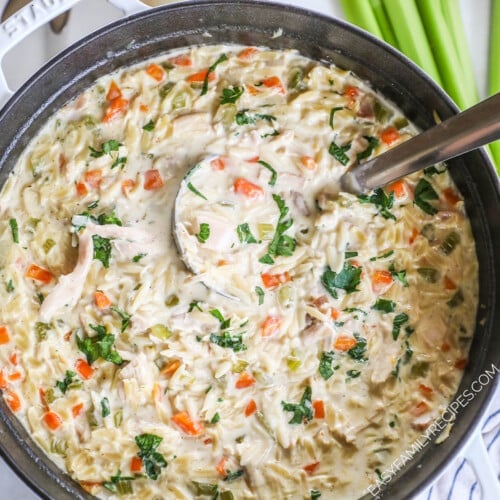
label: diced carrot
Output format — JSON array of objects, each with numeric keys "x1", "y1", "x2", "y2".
[
  {"x1": 170, "y1": 54, "x2": 192, "y2": 66},
  {"x1": 80, "y1": 482, "x2": 102, "y2": 493},
  {"x1": 261, "y1": 76, "x2": 286, "y2": 94},
  {"x1": 380, "y1": 127, "x2": 400, "y2": 145},
  {"x1": 303, "y1": 461, "x2": 320, "y2": 475},
  {"x1": 203, "y1": 438, "x2": 213, "y2": 445},
  {"x1": 0, "y1": 370, "x2": 7, "y2": 390},
  {"x1": 233, "y1": 177, "x2": 264, "y2": 199},
  {"x1": 235, "y1": 372, "x2": 256, "y2": 389},
  {"x1": 84, "y1": 169, "x2": 102, "y2": 188},
  {"x1": 9, "y1": 351, "x2": 18, "y2": 365},
  {"x1": 0, "y1": 325, "x2": 10, "y2": 344},
  {"x1": 330, "y1": 308, "x2": 340, "y2": 320},
  {"x1": 25, "y1": 264, "x2": 53, "y2": 284},
  {"x1": 261, "y1": 271, "x2": 291, "y2": 289},
  {"x1": 440, "y1": 342, "x2": 451, "y2": 352},
  {"x1": 171, "y1": 411, "x2": 205, "y2": 436},
  {"x1": 300, "y1": 156, "x2": 317, "y2": 170},
  {"x1": 217, "y1": 259, "x2": 228, "y2": 267},
  {"x1": 409, "y1": 227, "x2": 419, "y2": 244},
  {"x1": 94, "y1": 290, "x2": 111, "y2": 310},
  {"x1": 38, "y1": 387, "x2": 46, "y2": 405},
  {"x1": 121, "y1": 178, "x2": 135, "y2": 194},
  {"x1": 161, "y1": 359, "x2": 181, "y2": 378},
  {"x1": 146, "y1": 63, "x2": 165, "y2": 82},
  {"x1": 144, "y1": 169, "x2": 164, "y2": 190},
  {"x1": 72, "y1": 402, "x2": 84, "y2": 417},
  {"x1": 64, "y1": 331, "x2": 72, "y2": 342},
  {"x1": 371, "y1": 269, "x2": 393, "y2": 294},
  {"x1": 418, "y1": 384, "x2": 434, "y2": 398},
  {"x1": 103, "y1": 97, "x2": 129, "y2": 122},
  {"x1": 75, "y1": 358, "x2": 94, "y2": 380},
  {"x1": 411, "y1": 401, "x2": 430, "y2": 417},
  {"x1": 8, "y1": 372, "x2": 22, "y2": 382},
  {"x1": 139, "y1": 103, "x2": 149, "y2": 112},
  {"x1": 210, "y1": 157, "x2": 226, "y2": 171},
  {"x1": 246, "y1": 84, "x2": 260, "y2": 95},
  {"x1": 313, "y1": 400, "x2": 325, "y2": 419},
  {"x1": 245, "y1": 399, "x2": 257, "y2": 417},
  {"x1": 186, "y1": 69, "x2": 216, "y2": 83},
  {"x1": 5, "y1": 390, "x2": 21, "y2": 412},
  {"x1": 454, "y1": 358, "x2": 468, "y2": 370},
  {"x1": 333, "y1": 335, "x2": 357, "y2": 352},
  {"x1": 130, "y1": 456, "x2": 143, "y2": 473},
  {"x1": 344, "y1": 85, "x2": 358, "y2": 105},
  {"x1": 387, "y1": 179, "x2": 407, "y2": 198},
  {"x1": 106, "y1": 81, "x2": 122, "y2": 101},
  {"x1": 216, "y1": 456, "x2": 227, "y2": 477},
  {"x1": 238, "y1": 47, "x2": 259, "y2": 59},
  {"x1": 246, "y1": 155, "x2": 260, "y2": 163},
  {"x1": 43, "y1": 410, "x2": 62, "y2": 430},
  {"x1": 260, "y1": 316, "x2": 281, "y2": 337},
  {"x1": 443, "y1": 276, "x2": 457, "y2": 290},
  {"x1": 442, "y1": 187, "x2": 460, "y2": 205},
  {"x1": 75, "y1": 182, "x2": 88, "y2": 197}
]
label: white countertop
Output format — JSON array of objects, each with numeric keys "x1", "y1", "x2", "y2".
[{"x1": 0, "y1": 0, "x2": 493, "y2": 498}]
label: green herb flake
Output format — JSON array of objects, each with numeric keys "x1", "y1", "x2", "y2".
[
  {"x1": 201, "y1": 53, "x2": 227, "y2": 95},
  {"x1": 370, "y1": 250, "x2": 394, "y2": 261},
  {"x1": 311, "y1": 489, "x2": 322, "y2": 500},
  {"x1": 103, "y1": 470, "x2": 135, "y2": 495},
  {"x1": 210, "y1": 309, "x2": 231, "y2": 330},
  {"x1": 111, "y1": 306, "x2": 131, "y2": 332},
  {"x1": 414, "y1": 178, "x2": 439, "y2": 215},
  {"x1": 5, "y1": 279, "x2": 14, "y2": 293},
  {"x1": 372, "y1": 298, "x2": 396, "y2": 313},
  {"x1": 210, "y1": 332, "x2": 246, "y2": 352},
  {"x1": 135, "y1": 433, "x2": 167, "y2": 480},
  {"x1": 77, "y1": 325, "x2": 123, "y2": 365},
  {"x1": 92, "y1": 235, "x2": 112, "y2": 268},
  {"x1": 255, "y1": 286, "x2": 265, "y2": 305},
  {"x1": 258, "y1": 160, "x2": 277, "y2": 186},
  {"x1": 142, "y1": 120, "x2": 155, "y2": 131},
  {"x1": 281, "y1": 386, "x2": 313, "y2": 424},
  {"x1": 223, "y1": 469, "x2": 244, "y2": 482},
  {"x1": 187, "y1": 182, "x2": 208, "y2": 200},
  {"x1": 318, "y1": 351, "x2": 336, "y2": 380},
  {"x1": 329, "y1": 106, "x2": 343, "y2": 128},
  {"x1": 356, "y1": 136, "x2": 379, "y2": 162},
  {"x1": 346, "y1": 369, "x2": 361, "y2": 380},
  {"x1": 196, "y1": 223, "x2": 210, "y2": 244},
  {"x1": 132, "y1": 253, "x2": 146, "y2": 262},
  {"x1": 237, "y1": 223, "x2": 258, "y2": 244},
  {"x1": 111, "y1": 156, "x2": 127, "y2": 169},
  {"x1": 101, "y1": 397, "x2": 110, "y2": 417},
  {"x1": 344, "y1": 251, "x2": 358, "y2": 258},
  {"x1": 9, "y1": 218, "x2": 19, "y2": 243},
  {"x1": 392, "y1": 313, "x2": 409, "y2": 340},
  {"x1": 321, "y1": 262, "x2": 362, "y2": 299},
  {"x1": 220, "y1": 86, "x2": 244, "y2": 104},
  {"x1": 89, "y1": 139, "x2": 121, "y2": 158},
  {"x1": 210, "y1": 412, "x2": 220, "y2": 424},
  {"x1": 348, "y1": 334, "x2": 367, "y2": 361},
  {"x1": 329, "y1": 140, "x2": 351, "y2": 165},
  {"x1": 389, "y1": 263, "x2": 409, "y2": 287},
  {"x1": 188, "y1": 300, "x2": 202, "y2": 312},
  {"x1": 35, "y1": 322, "x2": 52, "y2": 341},
  {"x1": 358, "y1": 188, "x2": 396, "y2": 220},
  {"x1": 55, "y1": 370, "x2": 77, "y2": 394}
]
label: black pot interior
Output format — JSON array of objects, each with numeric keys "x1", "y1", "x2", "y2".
[{"x1": 0, "y1": 1, "x2": 498, "y2": 499}]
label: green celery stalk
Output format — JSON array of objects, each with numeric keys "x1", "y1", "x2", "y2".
[
  {"x1": 369, "y1": 0, "x2": 398, "y2": 47},
  {"x1": 489, "y1": 0, "x2": 500, "y2": 171},
  {"x1": 439, "y1": 0, "x2": 478, "y2": 105},
  {"x1": 340, "y1": 0, "x2": 384, "y2": 40},
  {"x1": 382, "y1": 0, "x2": 443, "y2": 86}
]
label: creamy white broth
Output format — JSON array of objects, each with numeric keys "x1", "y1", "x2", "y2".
[{"x1": 0, "y1": 45, "x2": 478, "y2": 499}]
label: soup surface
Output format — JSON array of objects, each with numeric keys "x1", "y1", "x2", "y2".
[{"x1": 0, "y1": 45, "x2": 478, "y2": 499}]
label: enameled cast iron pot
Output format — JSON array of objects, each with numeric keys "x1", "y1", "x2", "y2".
[{"x1": 0, "y1": 1, "x2": 498, "y2": 498}]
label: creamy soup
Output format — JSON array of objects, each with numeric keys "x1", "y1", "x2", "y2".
[{"x1": 0, "y1": 45, "x2": 478, "y2": 499}]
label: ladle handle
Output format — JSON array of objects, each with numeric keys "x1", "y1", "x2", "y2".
[{"x1": 341, "y1": 92, "x2": 500, "y2": 194}]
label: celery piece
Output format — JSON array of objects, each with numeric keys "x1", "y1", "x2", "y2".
[
  {"x1": 489, "y1": 0, "x2": 500, "y2": 171},
  {"x1": 382, "y1": 0, "x2": 442, "y2": 86},
  {"x1": 339, "y1": 0, "x2": 384, "y2": 40},
  {"x1": 257, "y1": 223, "x2": 274, "y2": 240},
  {"x1": 150, "y1": 324, "x2": 172, "y2": 339},
  {"x1": 369, "y1": 0, "x2": 398, "y2": 46},
  {"x1": 416, "y1": 0, "x2": 476, "y2": 109}
]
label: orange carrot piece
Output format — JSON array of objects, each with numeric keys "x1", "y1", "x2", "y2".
[
  {"x1": 333, "y1": 335, "x2": 357, "y2": 352},
  {"x1": 75, "y1": 181, "x2": 88, "y2": 197},
  {"x1": 261, "y1": 76, "x2": 285, "y2": 94},
  {"x1": 0, "y1": 325, "x2": 10, "y2": 345},
  {"x1": 43, "y1": 410, "x2": 62, "y2": 430},
  {"x1": 260, "y1": 316, "x2": 281, "y2": 337},
  {"x1": 106, "y1": 81, "x2": 122, "y2": 101},
  {"x1": 387, "y1": 179, "x2": 407, "y2": 198},
  {"x1": 8, "y1": 372, "x2": 22, "y2": 382},
  {"x1": 80, "y1": 481, "x2": 102, "y2": 493},
  {"x1": 261, "y1": 271, "x2": 291, "y2": 289},
  {"x1": 344, "y1": 85, "x2": 359, "y2": 105},
  {"x1": 75, "y1": 358, "x2": 94, "y2": 380},
  {"x1": 0, "y1": 370, "x2": 7, "y2": 390},
  {"x1": 146, "y1": 63, "x2": 165, "y2": 82},
  {"x1": 380, "y1": 127, "x2": 400, "y2": 145},
  {"x1": 9, "y1": 351, "x2": 18, "y2": 365},
  {"x1": 442, "y1": 187, "x2": 460, "y2": 205},
  {"x1": 38, "y1": 387, "x2": 47, "y2": 405},
  {"x1": 303, "y1": 461, "x2": 320, "y2": 475},
  {"x1": 440, "y1": 342, "x2": 451, "y2": 352},
  {"x1": 412, "y1": 401, "x2": 430, "y2": 417},
  {"x1": 4, "y1": 389, "x2": 21, "y2": 412},
  {"x1": 171, "y1": 411, "x2": 205, "y2": 436},
  {"x1": 454, "y1": 358, "x2": 468, "y2": 370},
  {"x1": 371, "y1": 269, "x2": 393, "y2": 294},
  {"x1": 409, "y1": 227, "x2": 419, "y2": 244},
  {"x1": 313, "y1": 399, "x2": 325, "y2": 419},
  {"x1": 418, "y1": 384, "x2": 434, "y2": 398},
  {"x1": 235, "y1": 372, "x2": 256, "y2": 389},
  {"x1": 233, "y1": 177, "x2": 264, "y2": 199},
  {"x1": 203, "y1": 438, "x2": 213, "y2": 445},
  {"x1": 300, "y1": 156, "x2": 317, "y2": 170},
  {"x1": 170, "y1": 54, "x2": 192, "y2": 66},
  {"x1": 121, "y1": 178, "x2": 135, "y2": 194},
  {"x1": 210, "y1": 157, "x2": 226, "y2": 171},
  {"x1": 139, "y1": 103, "x2": 149, "y2": 112},
  {"x1": 216, "y1": 456, "x2": 227, "y2": 477},
  {"x1": 330, "y1": 308, "x2": 340, "y2": 320},
  {"x1": 72, "y1": 402, "x2": 84, "y2": 417},
  {"x1": 25, "y1": 264, "x2": 53, "y2": 284},
  {"x1": 103, "y1": 97, "x2": 129, "y2": 122},
  {"x1": 443, "y1": 276, "x2": 457, "y2": 290},
  {"x1": 238, "y1": 47, "x2": 259, "y2": 59},
  {"x1": 130, "y1": 456, "x2": 143, "y2": 473},
  {"x1": 94, "y1": 290, "x2": 111, "y2": 310},
  {"x1": 245, "y1": 399, "x2": 257, "y2": 417},
  {"x1": 84, "y1": 169, "x2": 102, "y2": 188},
  {"x1": 161, "y1": 359, "x2": 181, "y2": 378},
  {"x1": 144, "y1": 169, "x2": 164, "y2": 190},
  {"x1": 246, "y1": 84, "x2": 260, "y2": 96},
  {"x1": 186, "y1": 69, "x2": 215, "y2": 83}
]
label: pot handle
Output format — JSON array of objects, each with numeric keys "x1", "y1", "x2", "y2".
[
  {"x1": 463, "y1": 429, "x2": 500, "y2": 499},
  {"x1": 0, "y1": 0, "x2": 150, "y2": 109}
]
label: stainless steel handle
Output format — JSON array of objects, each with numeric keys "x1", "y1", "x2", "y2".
[{"x1": 341, "y1": 93, "x2": 500, "y2": 194}]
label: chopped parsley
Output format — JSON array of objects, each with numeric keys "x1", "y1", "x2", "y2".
[
  {"x1": 111, "y1": 307, "x2": 131, "y2": 332},
  {"x1": 196, "y1": 223, "x2": 210, "y2": 243},
  {"x1": 209, "y1": 309, "x2": 231, "y2": 330},
  {"x1": 55, "y1": 370, "x2": 78, "y2": 394},
  {"x1": 344, "y1": 251, "x2": 358, "y2": 258},
  {"x1": 281, "y1": 386, "x2": 313, "y2": 424},
  {"x1": 111, "y1": 156, "x2": 127, "y2": 169},
  {"x1": 220, "y1": 85, "x2": 244, "y2": 104},
  {"x1": 329, "y1": 140, "x2": 351, "y2": 165},
  {"x1": 223, "y1": 469, "x2": 244, "y2": 482},
  {"x1": 258, "y1": 160, "x2": 277, "y2": 186},
  {"x1": 237, "y1": 223, "x2": 258, "y2": 244},
  {"x1": 392, "y1": 313, "x2": 409, "y2": 340},
  {"x1": 103, "y1": 471, "x2": 135, "y2": 495},
  {"x1": 135, "y1": 433, "x2": 167, "y2": 480},
  {"x1": 356, "y1": 136, "x2": 379, "y2": 162},
  {"x1": 329, "y1": 106, "x2": 343, "y2": 128},
  {"x1": 372, "y1": 298, "x2": 396, "y2": 313},
  {"x1": 89, "y1": 139, "x2": 121, "y2": 157},
  {"x1": 347, "y1": 334, "x2": 367, "y2": 361},
  {"x1": 142, "y1": 120, "x2": 155, "y2": 131},
  {"x1": 76, "y1": 324, "x2": 123, "y2": 365},
  {"x1": 201, "y1": 53, "x2": 227, "y2": 95},
  {"x1": 358, "y1": 188, "x2": 396, "y2": 220},
  {"x1": 370, "y1": 250, "x2": 394, "y2": 261},
  {"x1": 188, "y1": 300, "x2": 202, "y2": 312},
  {"x1": 96, "y1": 211, "x2": 122, "y2": 226},
  {"x1": 235, "y1": 110, "x2": 276, "y2": 125},
  {"x1": 9, "y1": 218, "x2": 19, "y2": 243},
  {"x1": 132, "y1": 253, "x2": 146, "y2": 262},
  {"x1": 187, "y1": 182, "x2": 207, "y2": 200},
  {"x1": 255, "y1": 286, "x2": 265, "y2": 305},
  {"x1": 210, "y1": 412, "x2": 220, "y2": 424},
  {"x1": 92, "y1": 235, "x2": 112, "y2": 268},
  {"x1": 311, "y1": 490, "x2": 322, "y2": 499},
  {"x1": 209, "y1": 332, "x2": 246, "y2": 352},
  {"x1": 346, "y1": 369, "x2": 361, "y2": 380},
  {"x1": 318, "y1": 351, "x2": 338, "y2": 380},
  {"x1": 101, "y1": 397, "x2": 110, "y2": 417},
  {"x1": 414, "y1": 178, "x2": 439, "y2": 215},
  {"x1": 5, "y1": 279, "x2": 14, "y2": 292},
  {"x1": 389, "y1": 262, "x2": 409, "y2": 286},
  {"x1": 321, "y1": 261, "x2": 362, "y2": 299}
]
